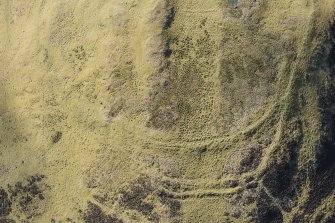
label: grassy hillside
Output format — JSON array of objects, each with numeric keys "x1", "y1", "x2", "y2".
[{"x1": 0, "y1": 0, "x2": 335, "y2": 222}]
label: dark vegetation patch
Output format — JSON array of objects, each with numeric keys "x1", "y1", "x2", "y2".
[
  {"x1": 162, "y1": 80, "x2": 169, "y2": 87},
  {"x1": 157, "y1": 190, "x2": 175, "y2": 199},
  {"x1": 51, "y1": 131, "x2": 62, "y2": 144},
  {"x1": 92, "y1": 194, "x2": 109, "y2": 204},
  {"x1": 161, "y1": 6, "x2": 175, "y2": 75},
  {"x1": 328, "y1": 23, "x2": 335, "y2": 66},
  {"x1": 163, "y1": 7, "x2": 175, "y2": 29},
  {"x1": 159, "y1": 197, "x2": 181, "y2": 219},
  {"x1": 163, "y1": 48, "x2": 172, "y2": 58},
  {"x1": 119, "y1": 176, "x2": 159, "y2": 222},
  {"x1": 239, "y1": 146, "x2": 262, "y2": 173},
  {"x1": 224, "y1": 144, "x2": 263, "y2": 175},
  {"x1": 8, "y1": 175, "x2": 46, "y2": 200},
  {"x1": 246, "y1": 182, "x2": 258, "y2": 190},
  {"x1": 107, "y1": 100, "x2": 123, "y2": 119},
  {"x1": 257, "y1": 205, "x2": 283, "y2": 223},
  {"x1": 301, "y1": 23, "x2": 335, "y2": 217},
  {"x1": 83, "y1": 202, "x2": 123, "y2": 223},
  {"x1": 262, "y1": 153, "x2": 295, "y2": 198},
  {"x1": 245, "y1": 176, "x2": 255, "y2": 183},
  {"x1": 300, "y1": 82, "x2": 335, "y2": 218},
  {"x1": 162, "y1": 180, "x2": 180, "y2": 192},
  {"x1": 230, "y1": 189, "x2": 254, "y2": 210},
  {"x1": 324, "y1": 214, "x2": 335, "y2": 223},
  {"x1": 314, "y1": 22, "x2": 335, "y2": 171},
  {"x1": 158, "y1": 191, "x2": 181, "y2": 222},
  {"x1": 255, "y1": 190, "x2": 283, "y2": 223},
  {"x1": 262, "y1": 120, "x2": 302, "y2": 212},
  {"x1": 7, "y1": 175, "x2": 47, "y2": 220},
  {"x1": 316, "y1": 81, "x2": 335, "y2": 171},
  {"x1": 226, "y1": 179, "x2": 239, "y2": 188},
  {"x1": 293, "y1": 22, "x2": 335, "y2": 222},
  {"x1": 0, "y1": 175, "x2": 47, "y2": 222},
  {"x1": 0, "y1": 188, "x2": 12, "y2": 217}
]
